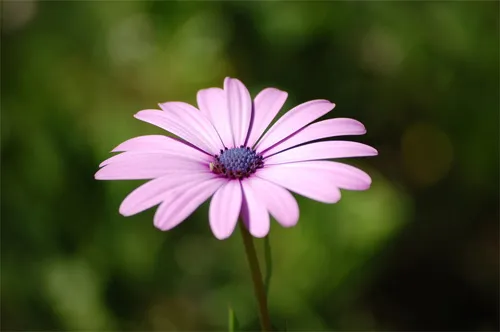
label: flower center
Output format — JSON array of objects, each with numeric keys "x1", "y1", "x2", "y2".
[{"x1": 210, "y1": 146, "x2": 264, "y2": 179}]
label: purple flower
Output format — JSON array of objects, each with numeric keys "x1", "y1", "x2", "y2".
[{"x1": 95, "y1": 77, "x2": 377, "y2": 239}]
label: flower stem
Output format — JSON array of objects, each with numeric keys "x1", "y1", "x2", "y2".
[{"x1": 239, "y1": 221, "x2": 273, "y2": 331}]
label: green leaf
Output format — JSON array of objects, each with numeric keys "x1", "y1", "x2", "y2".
[
  {"x1": 228, "y1": 305, "x2": 240, "y2": 332},
  {"x1": 264, "y1": 235, "x2": 273, "y2": 296}
]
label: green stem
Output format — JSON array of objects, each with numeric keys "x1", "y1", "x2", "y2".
[{"x1": 239, "y1": 221, "x2": 273, "y2": 331}]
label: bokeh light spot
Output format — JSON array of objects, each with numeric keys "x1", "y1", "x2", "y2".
[
  {"x1": 2, "y1": 0, "x2": 37, "y2": 32},
  {"x1": 361, "y1": 27, "x2": 405, "y2": 75}
]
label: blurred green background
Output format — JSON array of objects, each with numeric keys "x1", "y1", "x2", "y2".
[{"x1": 1, "y1": 1, "x2": 498, "y2": 331}]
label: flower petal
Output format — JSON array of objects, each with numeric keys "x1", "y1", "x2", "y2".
[
  {"x1": 159, "y1": 102, "x2": 223, "y2": 153},
  {"x1": 111, "y1": 135, "x2": 209, "y2": 159},
  {"x1": 224, "y1": 77, "x2": 252, "y2": 147},
  {"x1": 244, "y1": 177, "x2": 299, "y2": 228},
  {"x1": 255, "y1": 100, "x2": 335, "y2": 153},
  {"x1": 209, "y1": 180, "x2": 242, "y2": 240},
  {"x1": 246, "y1": 88, "x2": 288, "y2": 148},
  {"x1": 99, "y1": 150, "x2": 205, "y2": 168},
  {"x1": 95, "y1": 152, "x2": 209, "y2": 180},
  {"x1": 263, "y1": 118, "x2": 366, "y2": 157},
  {"x1": 241, "y1": 179, "x2": 270, "y2": 238},
  {"x1": 265, "y1": 141, "x2": 378, "y2": 165},
  {"x1": 154, "y1": 177, "x2": 227, "y2": 231},
  {"x1": 197, "y1": 88, "x2": 233, "y2": 148},
  {"x1": 265, "y1": 161, "x2": 372, "y2": 191},
  {"x1": 256, "y1": 166, "x2": 341, "y2": 204},
  {"x1": 134, "y1": 109, "x2": 218, "y2": 155},
  {"x1": 119, "y1": 172, "x2": 217, "y2": 217}
]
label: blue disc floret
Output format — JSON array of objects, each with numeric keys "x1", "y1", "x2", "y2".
[{"x1": 211, "y1": 146, "x2": 264, "y2": 179}]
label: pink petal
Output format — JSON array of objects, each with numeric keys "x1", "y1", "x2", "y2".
[
  {"x1": 95, "y1": 152, "x2": 209, "y2": 180},
  {"x1": 154, "y1": 177, "x2": 227, "y2": 231},
  {"x1": 209, "y1": 180, "x2": 242, "y2": 240},
  {"x1": 263, "y1": 118, "x2": 366, "y2": 157},
  {"x1": 197, "y1": 88, "x2": 233, "y2": 148},
  {"x1": 256, "y1": 166, "x2": 341, "y2": 204},
  {"x1": 99, "y1": 151, "x2": 199, "y2": 168},
  {"x1": 224, "y1": 77, "x2": 252, "y2": 147},
  {"x1": 105, "y1": 140, "x2": 211, "y2": 167},
  {"x1": 244, "y1": 177, "x2": 299, "y2": 228},
  {"x1": 241, "y1": 180, "x2": 270, "y2": 238},
  {"x1": 134, "y1": 109, "x2": 218, "y2": 155},
  {"x1": 159, "y1": 102, "x2": 223, "y2": 152},
  {"x1": 265, "y1": 161, "x2": 372, "y2": 191},
  {"x1": 246, "y1": 88, "x2": 288, "y2": 148},
  {"x1": 119, "y1": 172, "x2": 217, "y2": 217},
  {"x1": 111, "y1": 135, "x2": 210, "y2": 159},
  {"x1": 255, "y1": 100, "x2": 335, "y2": 153},
  {"x1": 265, "y1": 141, "x2": 378, "y2": 165}
]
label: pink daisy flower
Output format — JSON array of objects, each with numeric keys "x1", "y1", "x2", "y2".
[{"x1": 95, "y1": 77, "x2": 377, "y2": 240}]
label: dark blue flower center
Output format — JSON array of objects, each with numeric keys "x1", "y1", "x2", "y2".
[{"x1": 211, "y1": 146, "x2": 264, "y2": 179}]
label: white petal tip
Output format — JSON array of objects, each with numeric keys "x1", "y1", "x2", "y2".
[
  {"x1": 224, "y1": 76, "x2": 244, "y2": 88},
  {"x1": 357, "y1": 125, "x2": 367, "y2": 135},
  {"x1": 279, "y1": 220, "x2": 299, "y2": 228},
  {"x1": 213, "y1": 232, "x2": 231, "y2": 240},
  {"x1": 118, "y1": 201, "x2": 138, "y2": 217},
  {"x1": 134, "y1": 109, "x2": 157, "y2": 119},
  {"x1": 94, "y1": 169, "x2": 107, "y2": 180},
  {"x1": 266, "y1": 87, "x2": 287, "y2": 95},
  {"x1": 327, "y1": 196, "x2": 342, "y2": 204},
  {"x1": 249, "y1": 229, "x2": 270, "y2": 238},
  {"x1": 358, "y1": 177, "x2": 373, "y2": 190},
  {"x1": 354, "y1": 183, "x2": 371, "y2": 191},
  {"x1": 118, "y1": 208, "x2": 132, "y2": 217},
  {"x1": 153, "y1": 222, "x2": 168, "y2": 231},
  {"x1": 119, "y1": 212, "x2": 132, "y2": 217},
  {"x1": 158, "y1": 102, "x2": 173, "y2": 111}
]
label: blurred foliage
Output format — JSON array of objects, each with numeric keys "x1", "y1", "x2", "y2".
[{"x1": 1, "y1": 1, "x2": 498, "y2": 331}]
